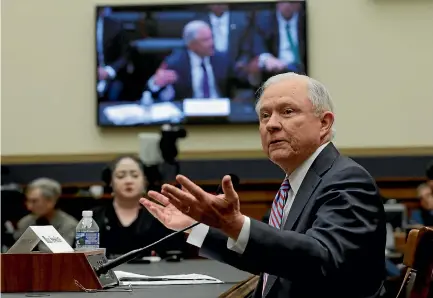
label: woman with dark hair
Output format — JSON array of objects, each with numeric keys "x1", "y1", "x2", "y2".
[{"x1": 92, "y1": 155, "x2": 184, "y2": 259}]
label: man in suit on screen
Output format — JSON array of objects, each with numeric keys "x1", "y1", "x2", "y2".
[
  {"x1": 249, "y1": 2, "x2": 307, "y2": 85},
  {"x1": 146, "y1": 20, "x2": 230, "y2": 102},
  {"x1": 140, "y1": 72, "x2": 386, "y2": 298},
  {"x1": 194, "y1": 4, "x2": 254, "y2": 77},
  {"x1": 96, "y1": 7, "x2": 128, "y2": 101}
]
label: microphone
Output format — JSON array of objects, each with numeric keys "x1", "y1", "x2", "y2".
[{"x1": 94, "y1": 174, "x2": 240, "y2": 275}]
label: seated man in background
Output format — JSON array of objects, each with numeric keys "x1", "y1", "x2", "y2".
[
  {"x1": 248, "y1": 2, "x2": 306, "y2": 86},
  {"x1": 96, "y1": 7, "x2": 129, "y2": 102},
  {"x1": 146, "y1": 20, "x2": 230, "y2": 102},
  {"x1": 13, "y1": 178, "x2": 78, "y2": 251},
  {"x1": 194, "y1": 4, "x2": 254, "y2": 77},
  {"x1": 410, "y1": 183, "x2": 433, "y2": 227}
]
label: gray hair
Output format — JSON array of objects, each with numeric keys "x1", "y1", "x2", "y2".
[
  {"x1": 27, "y1": 178, "x2": 62, "y2": 202},
  {"x1": 256, "y1": 72, "x2": 336, "y2": 138},
  {"x1": 182, "y1": 20, "x2": 210, "y2": 45}
]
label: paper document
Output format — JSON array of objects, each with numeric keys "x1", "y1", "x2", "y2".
[
  {"x1": 103, "y1": 102, "x2": 183, "y2": 125},
  {"x1": 114, "y1": 270, "x2": 223, "y2": 286}
]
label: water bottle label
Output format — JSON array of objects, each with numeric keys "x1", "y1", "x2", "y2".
[{"x1": 76, "y1": 232, "x2": 99, "y2": 247}]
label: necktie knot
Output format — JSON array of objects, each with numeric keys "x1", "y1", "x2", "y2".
[{"x1": 280, "y1": 178, "x2": 290, "y2": 191}]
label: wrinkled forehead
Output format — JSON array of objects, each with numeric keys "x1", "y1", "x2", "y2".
[{"x1": 259, "y1": 79, "x2": 309, "y2": 110}]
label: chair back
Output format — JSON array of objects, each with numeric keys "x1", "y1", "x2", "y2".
[{"x1": 396, "y1": 227, "x2": 433, "y2": 298}]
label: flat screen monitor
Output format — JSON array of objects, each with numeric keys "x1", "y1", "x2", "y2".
[
  {"x1": 384, "y1": 204, "x2": 408, "y2": 230},
  {"x1": 95, "y1": 1, "x2": 308, "y2": 127}
]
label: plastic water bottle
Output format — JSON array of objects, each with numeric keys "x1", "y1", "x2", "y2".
[
  {"x1": 75, "y1": 210, "x2": 100, "y2": 251},
  {"x1": 140, "y1": 91, "x2": 153, "y2": 123}
]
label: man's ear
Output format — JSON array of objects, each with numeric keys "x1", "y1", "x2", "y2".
[{"x1": 320, "y1": 111, "x2": 334, "y2": 138}]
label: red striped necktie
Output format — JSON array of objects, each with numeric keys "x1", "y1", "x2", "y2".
[{"x1": 262, "y1": 178, "x2": 291, "y2": 296}]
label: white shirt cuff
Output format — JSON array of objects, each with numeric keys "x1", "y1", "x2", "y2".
[
  {"x1": 227, "y1": 216, "x2": 250, "y2": 254},
  {"x1": 104, "y1": 66, "x2": 116, "y2": 79},
  {"x1": 258, "y1": 53, "x2": 272, "y2": 69},
  {"x1": 186, "y1": 223, "x2": 209, "y2": 248},
  {"x1": 147, "y1": 76, "x2": 161, "y2": 92}
]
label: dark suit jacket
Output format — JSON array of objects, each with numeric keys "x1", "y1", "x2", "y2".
[
  {"x1": 156, "y1": 48, "x2": 230, "y2": 100},
  {"x1": 198, "y1": 143, "x2": 386, "y2": 298},
  {"x1": 253, "y1": 10, "x2": 307, "y2": 75},
  {"x1": 196, "y1": 11, "x2": 254, "y2": 68},
  {"x1": 98, "y1": 17, "x2": 128, "y2": 73}
]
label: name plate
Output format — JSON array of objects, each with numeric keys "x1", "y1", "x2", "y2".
[{"x1": 7, "y1": 225, "x2": 74, "y2": 254}]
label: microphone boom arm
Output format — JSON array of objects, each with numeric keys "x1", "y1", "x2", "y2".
[{"x1": 95, "y1": 222, "x2": 200, "y2": 275}]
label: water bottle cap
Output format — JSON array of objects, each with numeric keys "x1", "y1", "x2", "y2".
[{"x1": 82, "y1": 210, "x2": 93, "y2": 217}]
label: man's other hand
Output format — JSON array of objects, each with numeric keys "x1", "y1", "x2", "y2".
[
  {"x1": 153, "y1": 69, "x2": 178, "y2": 88},
  {"x1": 161, "y1": 175, "x2": 245, "y2": 240},
  {"x1": 140, "y1": 191, "x2": 195, "y2": 232}
]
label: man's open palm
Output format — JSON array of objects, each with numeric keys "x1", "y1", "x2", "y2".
[{"x1": 140, "y1": 191, "x2": 195, "y2": 231}]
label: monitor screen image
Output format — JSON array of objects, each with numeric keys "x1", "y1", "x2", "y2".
[{"x1": 95, "y1": 1, "x2": 308, "y2": 126}]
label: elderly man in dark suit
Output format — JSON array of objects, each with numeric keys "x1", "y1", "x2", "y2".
[
  {"x1": 140, "y1": 72, "x2": 386, "y2": 298},
  {"x1": 147, "y1": 20, "x2": 230, "y2": 102}
]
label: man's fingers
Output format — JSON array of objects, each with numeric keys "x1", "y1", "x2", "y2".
[
  {"x1": 161, "y1": 189, "x2": 183, "y2": 207},
  {"x1": 162, "y1": 184, "x2": 198, "y2": 215},
  {"x1": 146, "y1": 190, "x2": 170, "y2": 206},
  {"x1": 175, "y1": 175, "x2": 207, "y2": 200},
  {"x1": 221, "y1": 175, "x2": 238, "y2": 201},
  {"x1": 139, "y1": 198, "x2": 168, "y2": 223},
  {"x1": 181, "y1": 185, "x2": 191, "y2": 194},
  {"x1": 162, "y1": 184, "x2": 198, "y2": 206}
]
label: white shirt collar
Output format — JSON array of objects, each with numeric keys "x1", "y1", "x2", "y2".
[
  {"x1": 287, "y1": 142, "x2": 330, "y2": 195},
  {"x1": 276, "y1": 11, "x2": 299, "y2": 28},
  {"x1": 209, "y1": 12, "x2": 229, "y2": 24},
  {"x1": 187, "y1": 50, "x2": 209, "y2": 67}
]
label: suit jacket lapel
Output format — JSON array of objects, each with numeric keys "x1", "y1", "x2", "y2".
[
  {"x1": 284, "y1": 143, "x2": 339, "y2": 231},
  {"x1": 183, "y1": 51, "x2": 193, "y2": 98},
  {"x1": 263, "y1": 274, "x2": 278, "y2": 297},
  {"x1": 271, "y1": 15, "x2": 280, "y2": 58}
]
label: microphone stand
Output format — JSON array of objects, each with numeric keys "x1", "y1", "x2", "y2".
[{"x1": 94, "y1": 222, "x2": 199, "y2": 275}]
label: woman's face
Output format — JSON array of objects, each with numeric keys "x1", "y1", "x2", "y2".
[{"x1": 112, "y1": 158, "x2": 146, "y2": 200}]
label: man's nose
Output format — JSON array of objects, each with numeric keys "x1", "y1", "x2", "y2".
[{"x1": 266, "y1": 114, "x2": 282, "y2": 132}]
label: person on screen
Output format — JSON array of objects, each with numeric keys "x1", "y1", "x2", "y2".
[
  {"x1": 91, "y1": 155, "x2": 185, "y2": 259},
  {"x1": 146, "y1": 20, "x2": 230, "y2": 102},
  {"x1": 140, "y1": 72, "x2": 386, "y2": 298},
  {"x1": 13, "y1": 178, "x2": 78, "y2": 252},
  {"x1": 96, "y1": 7, "x2": 129, "y2": 102},
  {"x1": 249, "y1": 2, "x2": 306, "y2": 85},
  {"x1": 410, "y1": 183, "x2": 433, "y2": 227},
  {"x1": 194, "y1": 4, "x2": 254, "y2": 75}
]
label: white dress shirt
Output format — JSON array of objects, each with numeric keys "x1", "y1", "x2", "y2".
[
  {"x1": 209, "y1": 12, "x2": 230, "y2": 53},
  {"x1": 187, "y1": 142, "x2": 330, "y2": 253},
  {"x1": 148, "y1": 50, "x2": 219, "y2": 101},
  {"x1": 258, "y1": 12, "x2": 300, "y2": 68}
]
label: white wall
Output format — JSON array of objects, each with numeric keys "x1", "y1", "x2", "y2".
[{"x1": 2, "y1": 0, "x2": 433, "y2": 157}]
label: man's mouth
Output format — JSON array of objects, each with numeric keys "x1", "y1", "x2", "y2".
[{"x1": 270, "y1": 140, "x2": 284, "y2": 145}]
